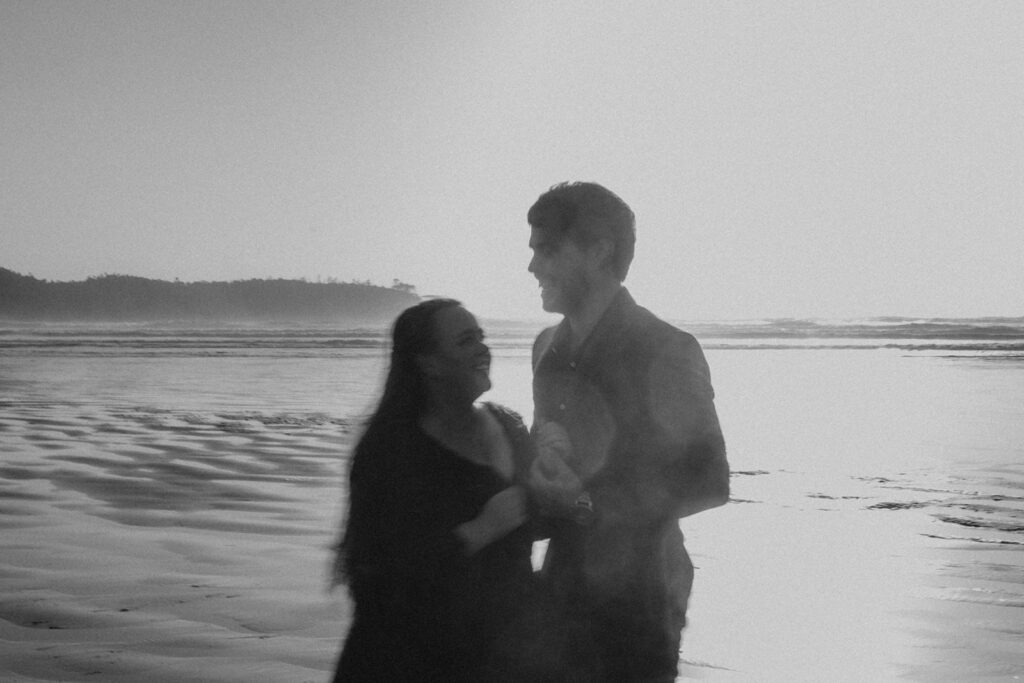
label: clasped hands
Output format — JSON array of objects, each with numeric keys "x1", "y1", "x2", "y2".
[
  {"x1": 527, "y1": 421, "x2": 584, "y2": 516},
  {"x1": 461, "y1": 421, "x2": 584, "y2": 555}
]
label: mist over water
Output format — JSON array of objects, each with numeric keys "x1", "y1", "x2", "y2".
[{"x1": 3, "y1": 314, "x2": 1022, "y2": 419}]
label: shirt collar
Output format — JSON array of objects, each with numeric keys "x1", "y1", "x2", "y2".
[{"x1": 551, "y1": 287, "x2": 635, "y2": 362}]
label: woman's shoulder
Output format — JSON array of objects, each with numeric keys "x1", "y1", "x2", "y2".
[
  {"x1": 481, "y1": 402, "x2": 527, "y2": 434},
  {"x1": 481, "y1": 402, "x2": 535, "y2": 473}
]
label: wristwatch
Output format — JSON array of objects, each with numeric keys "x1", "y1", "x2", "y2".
[{"x1": 572, "y1": 491, "x2": 594, "y2": 526}]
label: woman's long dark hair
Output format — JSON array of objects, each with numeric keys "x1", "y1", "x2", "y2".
[{"x1": 337, "y1": 298, "x2": 461, "y2": 584}]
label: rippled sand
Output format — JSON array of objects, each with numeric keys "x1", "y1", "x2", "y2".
[{"x1": 0, "y1": 405, "x2": 351, "y2": 682}]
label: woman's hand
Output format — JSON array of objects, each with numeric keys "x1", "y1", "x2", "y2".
[{"x1": 457, "y1": 486, "x2": 527, "y2": 556}]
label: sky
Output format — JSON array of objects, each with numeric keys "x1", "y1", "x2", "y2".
[{"x1": 2, "y1": 1, "x2": 1021, "y2": 321}]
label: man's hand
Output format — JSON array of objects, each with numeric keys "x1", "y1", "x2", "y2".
[{"x1": 529, "y1": 422, "x2": 583, "y2": 515}]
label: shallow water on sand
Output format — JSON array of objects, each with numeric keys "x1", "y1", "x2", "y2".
[
  {"x1": 1, "y1": 323, "x2": 1022, "y2": 680},
  {"x1": 685, "y1": 348, "x2": 1024, "y2": 680}
]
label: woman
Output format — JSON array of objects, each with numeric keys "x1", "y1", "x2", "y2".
[{"x1": 332, "y1": 299, "x2": 538, "y2": 682}]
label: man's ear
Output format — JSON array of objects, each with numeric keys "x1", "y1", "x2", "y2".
[{"x1": 588, "y1": 238, "x2": 615, "y2": 272}]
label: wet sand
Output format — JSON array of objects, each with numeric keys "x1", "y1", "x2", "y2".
[
  {"x1": 2, "y1": 370, "x2": 1024, "y2": 681},
  {"x1": 679, "y1": 468, "x2": 1024, "y2": 681},
  {"x1": 0, "y1": 404, "x2": 350, "y2": 683}
]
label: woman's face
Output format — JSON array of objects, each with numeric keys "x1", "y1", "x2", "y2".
[{"x1": 423, "y1": 305, "x2": 491, "y2": 401}]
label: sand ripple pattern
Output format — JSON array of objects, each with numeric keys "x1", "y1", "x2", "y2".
[{"x1": 0, "y1": 402, "x2": 351, "y2": 682}]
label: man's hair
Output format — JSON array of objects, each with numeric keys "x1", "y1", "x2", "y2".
[{"x1": 527, "y1": 181, "x2": 636, "y2": 281}]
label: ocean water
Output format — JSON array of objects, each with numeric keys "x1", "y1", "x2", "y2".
[
  {"x1": 2, "y1": 318, "x2": 1022, "y2": 547},
  {"x1": 1, "y1": 317, "x2": 1023, "y2": 678}
]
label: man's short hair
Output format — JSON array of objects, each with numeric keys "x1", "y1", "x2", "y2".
[{"x1": 527, "y1": 182, "x2": 636, "y2": 281}]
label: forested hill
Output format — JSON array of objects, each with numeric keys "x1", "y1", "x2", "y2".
[{"x1": 0, "y1": 268, "x2": 420, "y2": 323}]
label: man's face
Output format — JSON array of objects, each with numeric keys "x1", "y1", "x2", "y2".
[{"x1": 528, "y1": 227, "x2": 595, "y2": 314}]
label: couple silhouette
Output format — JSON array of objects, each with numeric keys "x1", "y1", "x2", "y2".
[{"x1": 332, "y1": 182, "x2": 729, "y2": 682}]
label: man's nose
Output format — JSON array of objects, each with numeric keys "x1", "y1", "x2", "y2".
[{"x1": 528, "y1": 253, "x2": 538, "y2": 274}]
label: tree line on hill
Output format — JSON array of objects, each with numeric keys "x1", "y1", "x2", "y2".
[{"x1": 0, "y1": 268, "x2": 420, "y2": 322}]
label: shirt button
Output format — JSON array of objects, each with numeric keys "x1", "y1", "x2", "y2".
[
  {"x1": 559, "y1": 403, "x2": 566, "y2": 411},
  {"x1": 569, "y1": 362, "x2": 576, "y2": 369}
]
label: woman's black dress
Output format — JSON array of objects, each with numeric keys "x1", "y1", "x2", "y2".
[{"x1": 334, "y1": 403, "x2": 537, "y2": 682}]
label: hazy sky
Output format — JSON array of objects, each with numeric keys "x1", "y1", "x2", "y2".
[{"x1": 2, "y1": 1, "x2": 1021, "y2": 321}]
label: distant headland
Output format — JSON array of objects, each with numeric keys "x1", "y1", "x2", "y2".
[{"x1": 0, "y1": 268, "x2": 420, "y2": 323}]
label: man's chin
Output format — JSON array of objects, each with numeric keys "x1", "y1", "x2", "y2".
[{"x1": 540, "y1": 290, "x2": 562, "y2": 313}]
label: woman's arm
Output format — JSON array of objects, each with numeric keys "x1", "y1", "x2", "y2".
[{"x1": 455, "y1": 485, "x2": 528, "y2": 555}]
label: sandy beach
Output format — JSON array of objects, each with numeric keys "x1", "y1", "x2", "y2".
[
  {"x1": 2, "y1": 332, "x2": 1023, "y2": 681},
  {"x1": 0, "y1": 404, "x2": 350, "y2": 682}
]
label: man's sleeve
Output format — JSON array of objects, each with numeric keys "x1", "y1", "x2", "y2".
[
  {"x1": 592, "y1": 332, "x2": 729, "y2": 524},
  {"x1": 648, "y1": 333, "x2": 722, "y2": 451}
]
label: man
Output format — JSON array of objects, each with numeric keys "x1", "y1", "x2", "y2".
[{"x1": 526, "y1": 182, "x2": 729, "y2": 682}]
